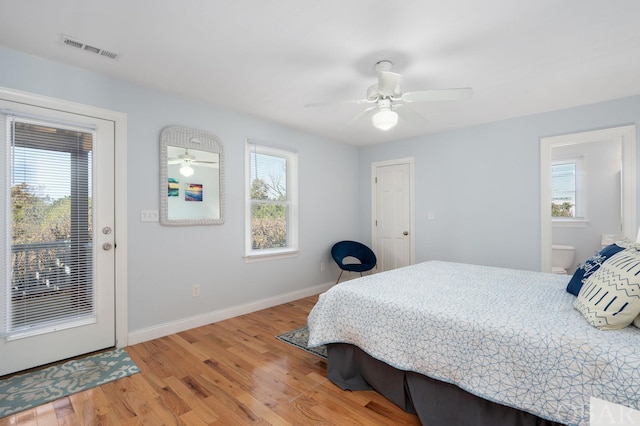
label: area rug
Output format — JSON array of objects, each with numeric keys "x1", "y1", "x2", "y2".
[
  {"x1": 0, "y1": 348, "x2": 140, "y2": 418},
  {"x1": 276, "y1": 325, "x2": 327, "y2": 359}
]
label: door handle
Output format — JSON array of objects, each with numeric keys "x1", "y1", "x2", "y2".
[{"x1": 403, "y1": 231, "x2": 409, "y2": 236}]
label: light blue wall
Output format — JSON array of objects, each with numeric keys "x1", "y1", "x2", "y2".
[
  {"x1": 3, "y1": 45, "x2": 640, "y2": 333},
  {"x1": 358, "y1": 96, "x2": 640, "y2": 271},
  {"x1": 0, "y1": 47, "x2": 360, "y2": 332}
]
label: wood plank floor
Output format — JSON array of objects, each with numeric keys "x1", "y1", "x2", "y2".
[{"x1": 0, "y1": 295, "x2": 420, "y2": 425}]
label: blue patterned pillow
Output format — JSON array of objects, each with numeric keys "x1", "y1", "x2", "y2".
[
  {"x1": 566, "y1": 242, "x2": 626, "y2": 296},
  {"x1": 574, "y1": 248, "x2": 640, "y2": 329}
]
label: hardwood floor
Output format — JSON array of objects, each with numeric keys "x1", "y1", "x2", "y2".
[{"x1": 0, "y1": 295, "x2": 420, "y2": 425}]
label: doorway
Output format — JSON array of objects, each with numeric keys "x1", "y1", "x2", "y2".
[
  {"x1": 371, "y1": 158, "x2": 415, "y2": 272},
  {"x1": 540, "y1": 125, "x2": 637, "y2": 272},
  {"x1": 0, "y1": 89, "x2": 128, "y2": 375}
]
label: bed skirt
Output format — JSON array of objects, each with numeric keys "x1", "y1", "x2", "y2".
[{"x1": 327, "y1": 343, "x2": 564, "y2": 426}]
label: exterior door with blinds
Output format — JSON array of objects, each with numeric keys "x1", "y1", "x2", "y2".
[{"x1": 0, "y1": 100, "x2": 116, "y2": 376}]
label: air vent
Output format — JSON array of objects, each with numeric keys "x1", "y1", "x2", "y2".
[
  {"x1": 62, "y1": 37, "x2": 83, "y2": 49},
  {"x1": 60, "y1": 35, "x2": 120, "y2": 61}
]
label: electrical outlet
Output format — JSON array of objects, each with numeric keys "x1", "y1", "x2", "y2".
[
  {"x1": 192, "y1": 284, "x2": 201, "y2": 297},
  {"x1": 140, "y1": 210, "x2": 159, "y2": 222}
]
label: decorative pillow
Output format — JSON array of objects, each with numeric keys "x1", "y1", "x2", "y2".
[
  {"x1": 634, "y1": 314, "x2": 640, "y2": 328},
  {"x1": 566, "y1": 241, "x2": 628, "y2": 296},
  {"x1": 574, "y1": 247, "x2": 640, "y2": 330}
]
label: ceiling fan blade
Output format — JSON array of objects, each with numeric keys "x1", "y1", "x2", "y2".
[
  {"x1": 338, "y1": 106, "x2": 377, "y2": 132},
  {"x1": 392, "y1": 104, "x2": 428, "y2": 126},
  {"x1": 378, "y1": 71, "x2": 402, "y2": 97},
  {"x1": 168, "y1": 159, "x2": 182, "y2": 165},
  {"x1": 193, "y1": 160, "x2": 218, "y2": 165},
  {"x1": 305, "y1": 99, "x2": 371, "y2": 108},
  {"x1": 401, "y1": 87, "x2": 473, "y2": 103}
]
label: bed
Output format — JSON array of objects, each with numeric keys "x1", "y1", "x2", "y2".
[{"x1": 307, "y1": 260, "x2": 640, "y2": 426}]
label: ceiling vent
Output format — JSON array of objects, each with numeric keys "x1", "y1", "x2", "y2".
[{"x1": 60, "y1": 34, "x2": 119, "y2": 60}]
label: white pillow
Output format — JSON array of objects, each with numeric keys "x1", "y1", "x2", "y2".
[{"x1": 574, "y1": 248, "x2": 640, "y2": 330}]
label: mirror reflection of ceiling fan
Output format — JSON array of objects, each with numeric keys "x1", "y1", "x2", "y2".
[
  {"x1": 306, "y1": 60, "x2": 473, "y2": 131},
  {"x1": 168, "y1": 149, "x2": 218, "y2": 177}
]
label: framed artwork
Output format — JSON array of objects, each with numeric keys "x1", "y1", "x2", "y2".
[
  {"x1": 168, "y1": 177, "x2": 179, "y2": 197},
  {"x1": 185, "y1": 183, "x2": 203, "y2": 201}
]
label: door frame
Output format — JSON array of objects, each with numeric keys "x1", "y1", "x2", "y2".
[
  {"x1": 371, "y1": 157, "x2": 416, "y2": 269},
  {"x1": 1, "y1": 86, "x2": 128, "y2": 348},
  {"x1": 540, "y1": 125, "x2": 636, "y2": 272}
]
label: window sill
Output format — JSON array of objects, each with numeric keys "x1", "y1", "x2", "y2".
[
  {"x1": 552, "y1": 218, "x2": 588, "y2": 228},
  {"x1": 244, "y1": 248, "x2": 299, "y2": 263}
]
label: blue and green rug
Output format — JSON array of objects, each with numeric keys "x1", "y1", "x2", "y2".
[
  {"x1": 276, "y1": 325, "x2": 327, "y2": 359},
  {"x1": 0, "y1": 348, "x2": 140, "y2": 418}
]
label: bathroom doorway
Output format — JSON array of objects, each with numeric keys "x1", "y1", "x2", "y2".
[{"x1": 540, "y1": 125, "x2": 636, "y2": 273}]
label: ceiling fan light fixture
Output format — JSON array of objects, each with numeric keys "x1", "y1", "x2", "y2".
[
  {"x1": 372, "y1": 108, "x2": 398, "y2": 131},
  {"x1": 180, "y1": 164, "x2": 194, "y2": 177}
]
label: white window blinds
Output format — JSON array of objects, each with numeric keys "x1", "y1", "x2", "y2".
[{"x1": 1, "y1": 113, "x2": 96, "y2": 338}]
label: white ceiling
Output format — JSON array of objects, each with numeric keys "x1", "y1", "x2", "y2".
[{"x1": 1, "y1": 0, "x2": 640, "y2": 146}]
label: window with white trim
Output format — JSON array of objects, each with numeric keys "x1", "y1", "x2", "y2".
[
  {"x1": 245, "y1": 142, "x2": 298, "y2": 260},
  {"x1": 552, "y1": 157, "x2": 585, "y2": 220}
]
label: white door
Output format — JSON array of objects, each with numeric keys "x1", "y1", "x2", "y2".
[
  {"x1": 372, "y1": 159, "x2": 414, "y2": 272},
  {"x1": 0, "y1": 99, "x2": 116, "y2": 375}
]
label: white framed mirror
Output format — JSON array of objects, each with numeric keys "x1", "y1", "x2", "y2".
[{"x1": 160, "y1": 126, "x2": 224, "y2": 226}]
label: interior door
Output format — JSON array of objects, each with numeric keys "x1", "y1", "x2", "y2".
[
  {"x1": 373, "y1": 160, "x2": 413, "y2": 272},
  {"x1": 0, "y1": 100, "x2": 115, "y2": 376}
]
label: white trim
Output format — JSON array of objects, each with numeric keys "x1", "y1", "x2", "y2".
[
  {"x1": 243, "y1": 249, "x2": 299, "y2": 263},
  {"x1": 540, "y1": 125, "x2": 636, "y2": 272},
  {"x1": 552, "y1": 219, "x2": 589, "y2": 228},
  {"x1": 0, "y1": 86, "x2": 128, "y2": 348},
  {"x1": 371, "y1": 157, "x2": 416, "y2": 267},
  {"x1": 128, "y1": 281, "x2": 333, "y2": 345}
]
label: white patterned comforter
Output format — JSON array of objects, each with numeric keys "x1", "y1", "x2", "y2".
[{"x1": 307, "y1": 261, "x2": 640, "y2": 425}]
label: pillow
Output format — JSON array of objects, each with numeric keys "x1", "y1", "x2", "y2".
[
  {"x1": 566, "y1": 241, "x2": 627, "y2": 296},
  {"x1": 634, "y1": 314, "x2": 640, "y2": 328},
  {"x1": 573, "y1": 247, "x2": 640, "y2": 330}
]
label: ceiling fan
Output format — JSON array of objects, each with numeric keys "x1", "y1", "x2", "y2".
[
  {"x1": 307, "y1": 60, "x2": 473, "y2": 131},
  {"x1": 168, "y1": 149, "x2": 218, "y2": 177}
]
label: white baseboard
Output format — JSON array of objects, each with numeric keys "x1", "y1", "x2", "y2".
[{"x1": 127, "y1": 281, "x2": 334, "y2": 345}]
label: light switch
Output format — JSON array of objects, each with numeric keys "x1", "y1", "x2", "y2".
[{"x1": 140, "y1": 210, "x2": 159, "y2": 222}]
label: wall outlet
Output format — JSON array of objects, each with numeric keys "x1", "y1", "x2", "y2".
[
  {"x1": 192, "y1": 284, "x2": 201, "y2": 297},
  {"x1": 141, "y1": 210, "x2": 159, "y2": 222},
  {"x1": 320, "y1": 262, "x2": 326, "y2": 272}
]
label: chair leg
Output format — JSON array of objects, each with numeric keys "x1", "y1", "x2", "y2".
[{"x1": 336, "y1": 270, "x2": 344, "y2": 284}]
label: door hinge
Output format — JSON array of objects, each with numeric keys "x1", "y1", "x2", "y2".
[
  {"x1": 374, "y1": 177, "x2": 377, "y2": 184},
  {"x1": 375, "y1": 220, "x2": 378, "y2": 226}
]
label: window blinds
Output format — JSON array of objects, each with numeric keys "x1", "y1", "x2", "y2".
[{"x1": 1, "y1": 113, "x2": 96, "y2": 339}]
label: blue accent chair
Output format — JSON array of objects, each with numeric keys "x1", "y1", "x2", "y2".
[{"x1": 331, "y1": 240, "x2": 377, "y2": 284}]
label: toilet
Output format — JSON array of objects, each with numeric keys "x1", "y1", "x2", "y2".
[{"x1": 551, "y1": 244, "x2": 575, "y2": 274}]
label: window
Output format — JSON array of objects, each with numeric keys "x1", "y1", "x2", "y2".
[
  {"x1": 551, "y1": 157, "x2": 585, "y2": 220},
  {"x1": 245, "y1": 142, "x2": 298, "y2": 260}
]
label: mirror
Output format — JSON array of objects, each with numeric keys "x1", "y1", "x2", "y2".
[{"x1": 160, "y1": 126, "x2": 224, "y2": 225}]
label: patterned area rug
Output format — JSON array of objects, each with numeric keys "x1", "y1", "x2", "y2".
[
  {"x1": 0, "y1": 348, "x2": 140, "y2": 418},
  {"x1": 276, "y1": 325, "x2": 327, "y2": 359}
]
